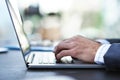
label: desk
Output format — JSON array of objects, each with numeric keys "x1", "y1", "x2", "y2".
[{"x1": 0, "y1": 50, "x2": 120, "y2": 80}]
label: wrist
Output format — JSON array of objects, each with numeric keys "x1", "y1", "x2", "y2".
[{"x1": 92, "y1": 42, "x2": 101, "y2": 63}]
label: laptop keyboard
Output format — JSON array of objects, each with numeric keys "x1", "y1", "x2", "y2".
[
  {"x1": 38, "y1": 52, "x2": 56, "y2": 64},
  {"x1": 26, "y1": 52, "x2": 73, "y2": 64}
]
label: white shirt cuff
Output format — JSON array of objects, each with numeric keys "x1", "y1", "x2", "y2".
[
  {"x1": 94, "y1": 44, "x2": 111, "y2": 64},
  {"x1": 96, "y1": 39, "x2": 110, "y2": 44}
]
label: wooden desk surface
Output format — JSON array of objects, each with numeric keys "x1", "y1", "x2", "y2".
[{"x1": 0, "y1": 50, "x2": 120, "y2": 80}]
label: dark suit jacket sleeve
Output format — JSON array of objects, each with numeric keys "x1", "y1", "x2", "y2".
[
  {"x1": 104, "y1": 43, "x2": 120, "y2": 71},
  {"x1": 106, "y1": 39, "x2": 120, "y2": 44}
]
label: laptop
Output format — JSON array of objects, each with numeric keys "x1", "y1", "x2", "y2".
[{"x1": 5, "y1": 0, "x2": 105, "y2": 68}]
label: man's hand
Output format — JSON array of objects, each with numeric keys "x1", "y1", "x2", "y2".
[{"x1": 54, "y1": 35, "x2": 101, "y2": 63}]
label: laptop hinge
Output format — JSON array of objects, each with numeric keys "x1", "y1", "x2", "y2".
[{"x1": 26, "y1": 53, "x2": 35, "y2": 64}]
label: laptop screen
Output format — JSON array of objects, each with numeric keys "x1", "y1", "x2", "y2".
[{"x1": 6, "y1": 0, "x2": 30, "y2": 55}]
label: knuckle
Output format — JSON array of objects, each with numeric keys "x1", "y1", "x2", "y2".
[
  {"x1": 60, "y1": 50, "x2": 65, "y2": 54},
  {"x1": 60, "y1": 50, "x2": 68, "y2": 56},
  {"x1": 71, "y1": 48, "x2": 80, "y2": 57},
  {"x1": 70, "y1": 42, "x2": 75, "y2": 47},
  {"x1": 75, "y1": 35, "x2": 80, "y2": 38},
  {"x1": 69, "y1": 49, "x2": 76, "y2": 56},
  {"x1": 57, "y1": 42, "x2": 64, "y2": 49}
]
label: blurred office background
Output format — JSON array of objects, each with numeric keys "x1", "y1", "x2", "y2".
[{"x1": 0, "y1": 0, "x2": 120, "y2": 46}]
